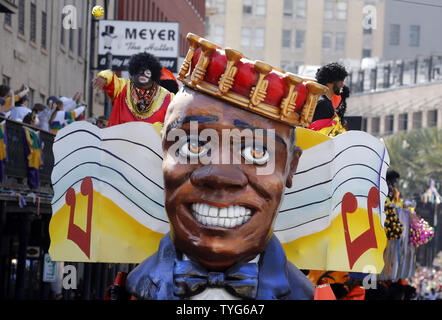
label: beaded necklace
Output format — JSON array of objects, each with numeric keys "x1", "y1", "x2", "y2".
[{"x1": 129, "y1": 81, "x2": 159, "y2": 115}]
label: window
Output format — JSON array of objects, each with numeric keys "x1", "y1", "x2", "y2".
[
  {"x1": 40, "y1": 93, "x2": 46, "y2": 104},
  {"x1": 243, "y1": 0, "x2": 252, "y2": 14},
  {"x1": 371, "y1": 117, "x2": 380, "y2": 135},
  {"x1": 427, "y1": 110, "x2": 438, "y2": 127},
  {"x1": 284, "y1": 0, "x2": 293, "y2": 17},
  {"x1": 336, "y1": 1, "x2": 347, "y2": 20},
  {"x1": 241, "y1": 27, "x2": 251, "y2": 47},
  {"x1": 2, "y1": 75, "x2": 11, "y2": 86},
  {"x1": 362, "y1": 49, "x2": 372, "y2": 58},
  {"x1": 69, "y1": 27, "x2": 74, "y2": 51},
  {"x1": 29, "y1": 88, "x2": 35, "y2": 108},
  {"x1": 335, "y1": 32, "x2": 345, "y2": 51},
  {"x1": 30, "y1": 0, "x2": 37, "y2": 42},
  {"x1": 18, "y1": 0, "x2": 25, "y2": 35},
  {"x1": 363, "y1": 18, "x2": 373, "y2": 34},
  {"x1": 324, "y1": 0, "x2": 334, "y2": 20},
  {"x1": 4, "y1": 12, "x2": 12, "y2": 26},
  {"x1": 41, "y1": 7, "x2": 47, "y2": 49},
  {"x1": 295, "y1": 30, "x2": 305, "y2": 49},
  {"x1": 255, "y1": 28, "x2": 265, "y2": 48},
  {"x1": 398, "y1": 113, "x2": 408, "y2": 131},
  {"x1": 322, "y1": 32, "x2": 332, "y2": 50},
  {"x1": 412, "y1": 111, "x2": 422, "y2": 129},
  {"x1": 410, "y1": 25, "x2": 420, "y2": 47},
  {"x1": 296, "y1": 0, "x2": 306, "y2": 18},
  {"x1": 282, "y1": 29, "x2": 291, "y2": 48},
  {"x1": 255, "y1": 0, "x2": 266, "y2": 16},
  {"x1": 281, "y1": 60, "x2": 291, "y2": 70},
  {"x1": 216, "y1": 0, "x2": 225, "y2": 14},
  {"x1": 61, "y1": 18, "x2": 65, "y2": 45},
  {"x1": 389, "y1": 24, "x2": 400, "y2": 46},
  {"x1": 78, "y1": 27, "x2": 83, "y2": 56},
  {"x1": 384, "y1": 115, "x2": 394, "y2": 135},
  {"x1": 214, "y1": 25, "x2": 224, "y2": 45}
]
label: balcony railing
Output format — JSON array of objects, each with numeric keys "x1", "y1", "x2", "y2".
[
  {"x1": 0, "y1": 116, "x2": 55, "y2": 194},
  {"x1": 348, "y1": 55, "x2": 442, "y2": 95}
]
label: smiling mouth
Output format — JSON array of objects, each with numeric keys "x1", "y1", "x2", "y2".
[{"x1": 190, "y1": 203, "x2": 254, "y2": 229}]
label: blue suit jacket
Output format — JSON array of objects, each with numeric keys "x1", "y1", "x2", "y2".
[{"x1": 126, "y1": 233, "x2": 314, "y2": 300}]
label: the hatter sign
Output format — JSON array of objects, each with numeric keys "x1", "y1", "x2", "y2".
[{"x1": 98, "y1": 20, "x2": 180, "y2": 72}]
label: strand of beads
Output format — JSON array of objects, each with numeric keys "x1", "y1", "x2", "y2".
[
  {"x1": 410, "y1": 213, "x2": 435, "y2": 247},
  {"x1": 384, "y1": 205, "x2": 404, "y2": 240}
]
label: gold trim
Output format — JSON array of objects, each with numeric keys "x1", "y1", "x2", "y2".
[{"x1": 125, "y1": 81, "x2": 168, "y2": 120}]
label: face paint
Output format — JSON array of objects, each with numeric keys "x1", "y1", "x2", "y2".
[{"x1": 133, "y1": 69, "x2": 152, "y2": 87}]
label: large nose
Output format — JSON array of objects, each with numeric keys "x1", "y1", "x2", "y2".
[{"x1": 190, "y1": 165, "x2": 248, "y2": 190}]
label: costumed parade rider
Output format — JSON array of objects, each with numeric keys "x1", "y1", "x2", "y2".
[
  {"x1": 92, "y1": 52, "x2": 174, "y2": 127},
  {"x1": 309, "y1": 62, "x2": 349, "y2": 136},
  {"x1": 106, "y1": 33, "x2": 332, "y2": 300}
]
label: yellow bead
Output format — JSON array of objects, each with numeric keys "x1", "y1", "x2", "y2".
[{"x1": 92, "y1": 5, "x2": 105, "y2": 19}]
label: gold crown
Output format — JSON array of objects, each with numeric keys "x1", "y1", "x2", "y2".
[{"x1": 178, "y1": 33, "x2": 328, "y2": 128}]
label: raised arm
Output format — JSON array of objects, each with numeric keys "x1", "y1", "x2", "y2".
[{"x1": 93, "y1": 70, "x2": 126, "y2": 103}]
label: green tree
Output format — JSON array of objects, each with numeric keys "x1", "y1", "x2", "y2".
[{"x1": 384, "y1": 127, "x2": 442, "y2": 200}]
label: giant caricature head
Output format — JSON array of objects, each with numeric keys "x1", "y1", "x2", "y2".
[{"x1": 161, "y1": 34, "x2": 327, "y2": 271}]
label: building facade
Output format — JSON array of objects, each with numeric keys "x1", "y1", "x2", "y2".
[
  {"x1": 1, "y1": 0, "x2": 90, "y2": 109},
  {"x1": 205, "y1": 0, "x2": 442, "y2": 73},
  {"x1": 348, "y1": 81, "x2": 442, "y2": 137}
]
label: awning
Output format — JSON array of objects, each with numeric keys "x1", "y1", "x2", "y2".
[{"x1": 0, "y1": 0, "x2": 17, "y2": 14}]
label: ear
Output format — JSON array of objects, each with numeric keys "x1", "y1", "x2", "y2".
[{"x1": 285, "y1": 147, "x2": 303, "y2": 189}]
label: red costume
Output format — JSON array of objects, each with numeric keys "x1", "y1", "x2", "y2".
[{"x1": 98, "y1": 70, "x2": 174, "y2": 127}]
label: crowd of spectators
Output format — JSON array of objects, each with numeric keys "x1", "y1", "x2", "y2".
[
  {"x1": 411, "y1": 263, "x2": 442, "y2": 300},
  {"x1": 0, "y1": 83, "x2": 90, "y2": 134}
]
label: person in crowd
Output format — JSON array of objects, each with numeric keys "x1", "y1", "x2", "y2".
[
  {"x1": 37, "y1": 96, "x2": 58, "y2": 132},
  {"x1": 92, "y1": 52, "x2": 174, "y2": 127},
  {"x1": 159, "y1": 67, "x2": 179, "y2": 94},
  {"x1": 0, "y1": 85, "x2": 14, "y2": 115},
  {"x1": 49, "y1": 99, "x2": 86, "y2": 134},
  {"x1": 9, "y1": 95, "x2": 32, "y2": 122},
  {"x1": 96, "y1": 116, "x2": 108, "y2": 129},
  {"x1": 335, "y1": 85, "x2": 350, "y2": 128},
  {"x1": 312, "y1": 62, "x2": 348, "y2": 122},
  {"x1": 22, "y1": 103, "x2": 46, "y2": 127},
  {"x1": 0, "y1": 84, "x2": 29, "y2": 115}
]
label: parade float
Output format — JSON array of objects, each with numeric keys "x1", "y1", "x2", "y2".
[{"x1": 46, "y1": 33, "x2": 434, "y2": 299}]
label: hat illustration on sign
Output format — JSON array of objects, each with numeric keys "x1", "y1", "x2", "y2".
[{"x1": 101, "y1": 25, "x2": 118, "y2": 38}]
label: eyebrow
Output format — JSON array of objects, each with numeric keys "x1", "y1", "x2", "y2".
[
  {"x1": 166, "y1": 115, "x2": 219, "y2": 135},
  {"x1": 233, "y1": 120, "x2": 287, "y2": 148}
]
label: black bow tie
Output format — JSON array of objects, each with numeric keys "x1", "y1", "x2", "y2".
[{"x1": 173, "y1": 258, "x2": 259, "y2": 299}]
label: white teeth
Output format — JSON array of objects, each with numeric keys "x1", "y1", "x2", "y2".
[
  {"x1": 228, "y1": 207, "x2": 235, "y2": 218},
  {"x1": 191, "y1": 203, "x2": 253, "y2": 228},
  {"x1": 209, "y1": 207, "x2": 218, "y2": 217},
  {"x1": 219, "y1": 208, "x2": 228, "y2": 218},
  {"x1": 202, "y1": 204, "x2": 210, "y2": 216}
]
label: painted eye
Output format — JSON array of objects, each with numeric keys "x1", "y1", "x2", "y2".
[
  {"x1": 242, "y1": 145, "x2": 269, "y2": 165},
  {"x1": 179, "y1": 137, "x2": 208, "y2": 159},
  {"x1": 144, "y1": 70, "x2": 152, "y2": 78}
]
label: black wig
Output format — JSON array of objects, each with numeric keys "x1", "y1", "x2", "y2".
[{"x1": 316, "y1": 62, "x2": 348, "y2": 86}]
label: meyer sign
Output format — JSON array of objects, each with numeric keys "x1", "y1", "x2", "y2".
[{"x1": 98, "y1": 20, "x2": 180, "y2": 72}]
